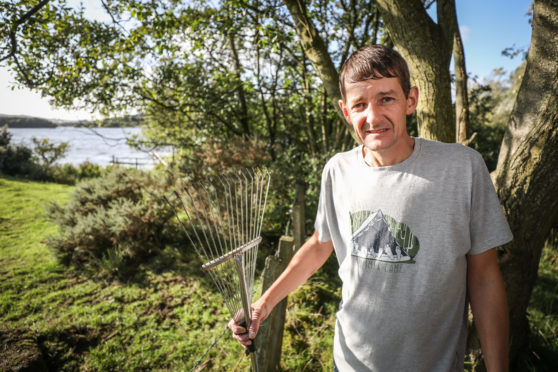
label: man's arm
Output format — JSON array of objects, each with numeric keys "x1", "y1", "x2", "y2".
[
  {"x1": 229, "y1": 230, "x2": 334, "y2": 347},
  {"x1": 467, "y1": 248, "x2": 509, "y2": 372}
]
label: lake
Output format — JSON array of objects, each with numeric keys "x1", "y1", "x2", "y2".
[{"x1": 7, "y1": 127, "x2": 172, "y2": 169}]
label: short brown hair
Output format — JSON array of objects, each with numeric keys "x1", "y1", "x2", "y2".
[{"x1": 339, "y1": 45, "x2": 411, "y2": 101}]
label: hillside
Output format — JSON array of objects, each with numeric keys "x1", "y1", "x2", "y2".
[
  {"x1": 0, "y1": 114, "x2": 144, "y2": 128},
  {"x1": 0, "y1": 114, "x2": 56, "y2": 128}
]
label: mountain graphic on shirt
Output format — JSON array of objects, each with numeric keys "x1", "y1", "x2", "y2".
[{"x1": 350, "y1": 209, "x2": 420, "y2": 263}]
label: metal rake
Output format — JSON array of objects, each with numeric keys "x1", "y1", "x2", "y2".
[{"x1": 164, "y1": 169, "x2": 270, "y2": 371}]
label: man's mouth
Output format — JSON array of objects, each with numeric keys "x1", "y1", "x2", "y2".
[{"x1": 365, "y1": 128, "x2": 389, "y2": 134}]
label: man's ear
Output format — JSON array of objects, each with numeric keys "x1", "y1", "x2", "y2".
[
  {"x1": 338, "y1": 99, "x2": 351, "y2": 124},
  {"x1": 406, "y1": 86, "x2": 419, "y2": 115}
]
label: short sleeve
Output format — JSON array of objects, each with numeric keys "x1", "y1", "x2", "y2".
[
  {"x1": 468, "y1": 153, "x2": 513, "y2": 255},
  {"x1": 314, "y1": 161, "x2": 334, "y2": 243}
]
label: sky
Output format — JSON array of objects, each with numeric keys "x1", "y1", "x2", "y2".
[{"x1": 0, "y1": 0, "x2": 534, "y2": 121}]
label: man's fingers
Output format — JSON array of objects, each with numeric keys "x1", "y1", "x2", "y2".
[
  {"x1": 232, "y1": 332, "x2": 252, "y2": 346},
  {"x1": 230, "y1": 302, "x2": 268, "y2": 348},
  {"x1": 248, "y1": 306, "x2": 263, "y2": 339},
  {"x1": 227, "y1": 318, "x2": 247, "y2": 335}
]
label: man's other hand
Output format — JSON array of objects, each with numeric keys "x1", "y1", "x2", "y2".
[{"x1": 228, "y1": 299, "x2": 270, "y2": 349}]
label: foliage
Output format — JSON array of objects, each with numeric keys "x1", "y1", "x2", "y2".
[
  {"x1": 0, "y1": 114, "x2": 56, "y2": 128},
  {"x1": 518, "y1": 229, "x2": 558, "y2": 371},
  {"x1": 31, "y1": 136, "x2": 69, "y2": 167},
  {"x1": 468, "y1": 84, "x2": 506, "y2": 172},
  {"x1": 0, "y1": 125, "x2": 41, "y2": 178},
  {"x1": 0, "y1": 113, "x2": 143, "y2": 129},
  {"x1": 48, "y1": 162, "x2": 104, "y2": 185},
  {"x1": 0, "y1": 0, "x2": 377, "y2": 238},
  {"x1": 46, "y1": 167, "x2": 177, "y2": 279}
]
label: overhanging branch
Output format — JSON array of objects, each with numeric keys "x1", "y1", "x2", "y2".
[{"x1": 0, "y1": 0, "x2": 51, "y2": 62}]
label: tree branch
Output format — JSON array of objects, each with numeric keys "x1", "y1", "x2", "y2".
[{"x1": 0, "y1": 0, "x2": 51, "y2": 62}]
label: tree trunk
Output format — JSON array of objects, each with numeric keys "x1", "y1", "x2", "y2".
[
  {"x1": 375, "y1": 0, "x2": 456, "y2": 142},
  {"x1": 282, "y1": 0, "x2": 360, "y2": 145},
  {"x1": 491, "y1": 0, "x2": 558, "y2": 366},
  {"x1": 228, "y1": 32, "x2": 250, "y2": 135},
  {"x1": 452, "y1": 20, "x2": 471, "y2": 144},
  {"x1": 281, "y1": 0, "x2": 344, "y2": 120}
]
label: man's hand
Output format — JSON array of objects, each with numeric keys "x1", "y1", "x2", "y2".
[{"x1": 228, "y1": 298, "x2": 270, "y2": 349}]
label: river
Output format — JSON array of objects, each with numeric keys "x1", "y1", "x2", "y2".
[{"x1": 7, "y1": 127, "x2": 172, "y2": 169}]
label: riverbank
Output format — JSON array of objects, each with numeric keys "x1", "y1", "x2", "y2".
[{"x1": 0, "y1": 113, "x2": 143, "y2": 128}]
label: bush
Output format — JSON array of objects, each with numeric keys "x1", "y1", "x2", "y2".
[
  {"x1": 47, "y1": 167, "x2": 177, "y2": 279},
  {"x1": 49, "y1": 162, "x2": 104, "y2": 185},
  {"x1": 31, "y1": 137, "x2": 69, "y2": 168},
  {"x1": 0, "y1": 125, "x2": 43, "y2": 178}
]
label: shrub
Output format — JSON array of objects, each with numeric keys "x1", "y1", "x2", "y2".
[
  {"x1": 47, "y1": 167, "x2": 176, "y2": 279},
  {"x1": 31, "y1": 137, "x2": 69, "y2": 168},
  {"x1": 49, "y1": 162, "x2": 103, "y2": 185},
  {"x1": 0, "y1": 125, "x2": 43, "y2": 178}
]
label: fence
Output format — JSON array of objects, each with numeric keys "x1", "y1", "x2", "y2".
[
  {"x1": 110, "y1": 155, "x2": 150, "y2": 169},
  {"x1": 251, "y1": 236, "x2": 294, "y2": 371},
  {"x1": 252, "y1": 185, "x2": 306, "y2": 370}
]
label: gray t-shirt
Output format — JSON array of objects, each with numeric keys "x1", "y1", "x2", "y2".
[{"x1": 314, "y1": 137, "x2": 513, "y2": 372}]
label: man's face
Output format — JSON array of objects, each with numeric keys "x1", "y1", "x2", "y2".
[{"x1": 339, "y1": 77, "x2": 418, "y2": 157}]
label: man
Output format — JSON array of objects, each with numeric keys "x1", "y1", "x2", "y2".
[{"x1": 229, "y1": 45, "x2": 512, "y2": 371}]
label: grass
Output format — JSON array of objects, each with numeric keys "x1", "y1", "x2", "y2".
[
  {"x1": 1, "y1": 174, "x2": 556, "y2": 371},
  {"x1": 519, "y1": 232, "x2": 558, "y2": 371},
  {"x1": 0, "y1": 175, "x2": 254, "y2": 371}
]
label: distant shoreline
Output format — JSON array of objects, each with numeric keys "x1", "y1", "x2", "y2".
[{"x1": 0, "y1": 114, "x2": 143, "y2": 128}]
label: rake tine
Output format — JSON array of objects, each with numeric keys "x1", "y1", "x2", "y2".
[
  {"x1": 192, "y1": 181, "x2": 242, "y2": 316},
  {"x1": 165, "y1": 193, "x2": 238, "y2": 316},
  {"x1": 183, "y1": 185, "x2": 220, "y2": 263},
  {"x1": 218, "y1": 175, "x2": 235, "y2": 255},
  {"x1": 200, "y1": 180, "x2": 228, "y2": 261},
  {"x1": 166, "y1": 192, "x2": 205, "y2": 260}
]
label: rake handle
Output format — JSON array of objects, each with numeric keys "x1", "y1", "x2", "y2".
[
  {"x1": 234, "y1": 255, "x2": 259, "y2": 371},
  {"x1": 239, "y1": 321, "x2": 256, "y2": 355}
]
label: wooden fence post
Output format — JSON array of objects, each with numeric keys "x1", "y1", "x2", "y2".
[
  {"x1": 292, "y1": 182, "x2": 306, "y2": 250},
  {"x1": 255, "y1": 236, "x2": 295, "y2": 371}
]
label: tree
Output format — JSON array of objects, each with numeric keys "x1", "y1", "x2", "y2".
[
  {"x1": 374, "y1": 0, "x2": 456, "y2": 142},
  {"x1": 452, "y1": 7, "x2": 472, "y2": 145},
  {"x1": 31, "y1": 137, "x2": 69, "y2": 167},
  {"x1": 0, "y1": 0, "x2": 373, "y2": 229},
  {"x1": 492, "y1": 0, "x2": 558, "y2": 363}
]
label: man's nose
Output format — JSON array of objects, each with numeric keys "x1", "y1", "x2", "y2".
[{"x1": 365, "y1": 104, "x2": 382, "y2": 125}]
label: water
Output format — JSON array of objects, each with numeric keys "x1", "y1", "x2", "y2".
[{"x1": 7, "y1": 127, "x2": 172, "y2": 169}]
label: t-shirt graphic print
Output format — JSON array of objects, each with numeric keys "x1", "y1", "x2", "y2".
[{"x1": 350, "y1": 209, "x2": 420, "y2": 263}]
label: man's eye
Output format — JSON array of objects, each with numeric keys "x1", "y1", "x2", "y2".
[
  {"x1": 353, "y1": 103, "x2": 365, "y2": 110},
  {"x1": 382, "y1": 97, "x2": 394, "y2": 103}
]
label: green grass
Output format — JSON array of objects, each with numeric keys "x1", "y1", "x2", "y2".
[
  {"x1": 519, "y1": 233, "x2": 558, "y2": 371},
  {"x1": 0, "y1": 176, "x2": 254, "y2": 371}
]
